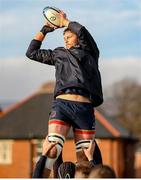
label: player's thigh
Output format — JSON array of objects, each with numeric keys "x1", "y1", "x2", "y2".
[
  {"x1": 47, "y1": 119, "x2": 71, "y2": 160},
  {"x1": 73, "y1": 104, "x2": 96, "y2": 162},
  {"x1": 48, "y1": 119, "x2": 71, "y2": 138},
  {"x1": 48, "y1": 99, "x2": 71, "y2": 139}
]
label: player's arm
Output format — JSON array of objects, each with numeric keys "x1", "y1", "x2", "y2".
[
  {"x1": 26, "y1": 22, "x2": 56, "y2": 65},
  {"x1": 32, "y1": 138, "x2": 58, "y2": 178},
  {"x1": 68, "y1": 22, "x2": 99, "y2": 61},
  {"x1": 59, "y1": 11, "x2": 99, "y2": 61},
  {"x1": 34, "y1": 21, "x2": 56, "y2": 41},
  {"x1": 82, "y1": 140, "x2": 97, "y2": 166}
]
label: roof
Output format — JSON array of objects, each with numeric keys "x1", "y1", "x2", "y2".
[
  {"x1": 0, "y1": 101, "x2": 15, "y2": 109},
  {"x1": 0, "y1": 92, "x2": 136, "y2": 140},
  {"x1": 0, "y1": 92, "x2": 53, "y2": 139}
]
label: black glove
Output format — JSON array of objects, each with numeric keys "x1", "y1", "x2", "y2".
[{"x1": 40, "y1": 25, "x2": 54, "y2": 36}]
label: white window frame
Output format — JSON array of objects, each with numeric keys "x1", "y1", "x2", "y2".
[
  {"x1": 32, "y1": 139, "x2": 43, "y2": 163},
  {"x1": 0, "y1": 140, "x2": 13, "y2": 164}
]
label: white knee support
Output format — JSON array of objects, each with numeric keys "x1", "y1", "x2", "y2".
[
  {"x1": 45, "y1": 133, "x2": 65, "y2": 170},
  {"x1": 76, "y1": 140, "x2": 91, "y2": 152}
]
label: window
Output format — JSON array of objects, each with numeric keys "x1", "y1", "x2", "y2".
[
  {"x1": 36, "y1": 140, "x2": 43, "y2": 158},
  {"x1": 0, "y1": 140, "x2": 13, "y2": 164},
  {"x1": 32, "y1": 139, "x2": 43, "y2": 163}
]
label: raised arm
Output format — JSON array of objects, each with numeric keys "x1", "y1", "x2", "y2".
[
  {"x1": 26, "y1": 22, "x2": 57, "y2": 65},
  {"x1": 59, "y1": 11, "x2": 99, "y2": 61},
  {"x1": 68, "y1": 22, "x2": 99, "y2": 61}
]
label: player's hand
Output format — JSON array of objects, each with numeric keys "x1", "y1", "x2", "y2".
[
  {"x1": 59, "y1": 11, "x2": 70, "y2": 28},
  {"x1": 82, "y1": 140, "x2": 96, "y2": 161},
  {"x1": 42, "y1": 136, "x2": 58, "y2": 158},
  {"x1": 44, "y1": 20, "x2": 58, "y2": 30}
]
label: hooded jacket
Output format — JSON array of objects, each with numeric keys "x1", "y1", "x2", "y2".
[{"x1": 26, "y1": 22, "x2": 103, "y2": 107}]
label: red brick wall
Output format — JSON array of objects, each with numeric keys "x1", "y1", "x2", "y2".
[
  {"x1": 98, "y1": 139, "x2": 125, "y2": 177},
  {"x1": 0, "y1": 139, "x2": 136, "y2": 178},
  {"x1": 0, "y1": 140, "x2": 32, "y2": 178},
  {"x1": 63, "y1": 140, "x2": 76, "y2": 162},
  {"x1": 62, "y1": 139, "x2": 126, "y2": 178}
]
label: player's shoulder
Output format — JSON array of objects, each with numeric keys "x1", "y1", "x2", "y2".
[
  {"x1": 53, "y1": 47, "x2": 68, "y2": 57},
  {"x1": 54, "y1": 47, "x2": 67, "y2": 53}
]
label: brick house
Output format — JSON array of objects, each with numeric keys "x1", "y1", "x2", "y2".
[{"x1": 0, "y1": 91, "x2": 137, "y2": 178}]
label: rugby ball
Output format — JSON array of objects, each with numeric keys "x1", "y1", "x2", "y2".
[{"x1": 43, "y1": 6, "x2": 61, "y2": 27}]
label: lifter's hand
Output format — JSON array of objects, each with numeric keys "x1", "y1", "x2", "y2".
[
  {"x1": 82, "y1": 140, "x2": 96, "y2": 161},
  {"x1": 42, "y1": 136, "x2": 58, "y2": 158}
]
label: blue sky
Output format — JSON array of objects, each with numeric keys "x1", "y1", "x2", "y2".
[
  {"x1": 0, "y1": 0, "x2": 140, "y2": 58},
  {"x1": 0, "y1": 0, "x2": 141, "y2": 101}
]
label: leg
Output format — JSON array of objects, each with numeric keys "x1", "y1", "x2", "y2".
[
  {"x1": 46, "y1": 99, "x2": 73, "y2": 177},
  {"x1": 43, "y1": 119, "x2": 70, "y2": 177},
  {"x1": 45, "y1": 119, "x2": 71, "y2": 170},
  {"x1": 74, "y1": 130, "x2": 102, "y2": 164},
  {"x1": 72, "y1": 103, "x2": 96, "y2": 162},
  {"x1": 74, "y1": 128, "x2": 95, "y2": 162},
  {"x1": 72, "y1": 103, "x2": 102, "y2": 163}
]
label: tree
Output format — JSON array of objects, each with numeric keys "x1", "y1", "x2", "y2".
[{"x1": 100, "y1": 79, "x2": 141, "y2": 140}]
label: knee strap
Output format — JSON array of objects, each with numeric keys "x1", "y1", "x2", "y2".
[
  {"x1": 76, "y1": 139, "x2": 91, "y2": 152},
  {"x1": 45, "y1": 133, "x2": 65, "y2": 170}
]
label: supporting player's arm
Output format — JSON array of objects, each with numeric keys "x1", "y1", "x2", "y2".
[
  {"x1": 32, "y1": 137, "x2": 58, "y2": 178},
  {"x1": 82, "y1": 140, "x2": 97, "y2": 166}
]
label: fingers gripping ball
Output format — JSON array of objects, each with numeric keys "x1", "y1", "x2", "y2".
[
  {"x1": 43, "y1": 6, "x2": 61, "y2": 27},
  {"x1": 45, "y1": 133, "x2": 65, "y2": 170}
]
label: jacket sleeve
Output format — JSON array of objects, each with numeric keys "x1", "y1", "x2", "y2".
[
  {"x1": 32, "y1": 155, "x2": 47, "y2": 178},
  {"x1": 68, "y1": 22, "x2": 99, "y2": 60},
  {"x1": 26, "y1": 39, "x2": 55, "y2": 65}
]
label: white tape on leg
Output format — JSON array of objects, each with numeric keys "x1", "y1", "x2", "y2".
[
  {"x1": 45, "y1": 133, "x2": 65, "y2": 170},
  {"x1": 76, "y1": 140, "x2": 91, "y2": 152},
  {"x1": 45, "y1": 143, "x2": 62, "y2": 170}
]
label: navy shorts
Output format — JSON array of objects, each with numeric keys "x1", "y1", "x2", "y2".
[{"x1": 49, "y1": 98, "x2": 95, "y2": 131}]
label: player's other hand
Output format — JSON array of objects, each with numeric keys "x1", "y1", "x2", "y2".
[
  {"x1": 82, "y1": 140, "x2": 96, "y2": 161},
  {"x1": 59, "y1": 11, "x2": 70, "y2": 28}
]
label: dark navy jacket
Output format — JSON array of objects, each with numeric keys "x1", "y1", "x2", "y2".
[{"x1": 26, "y1": 22, "x2": 103, "y2": 107}]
